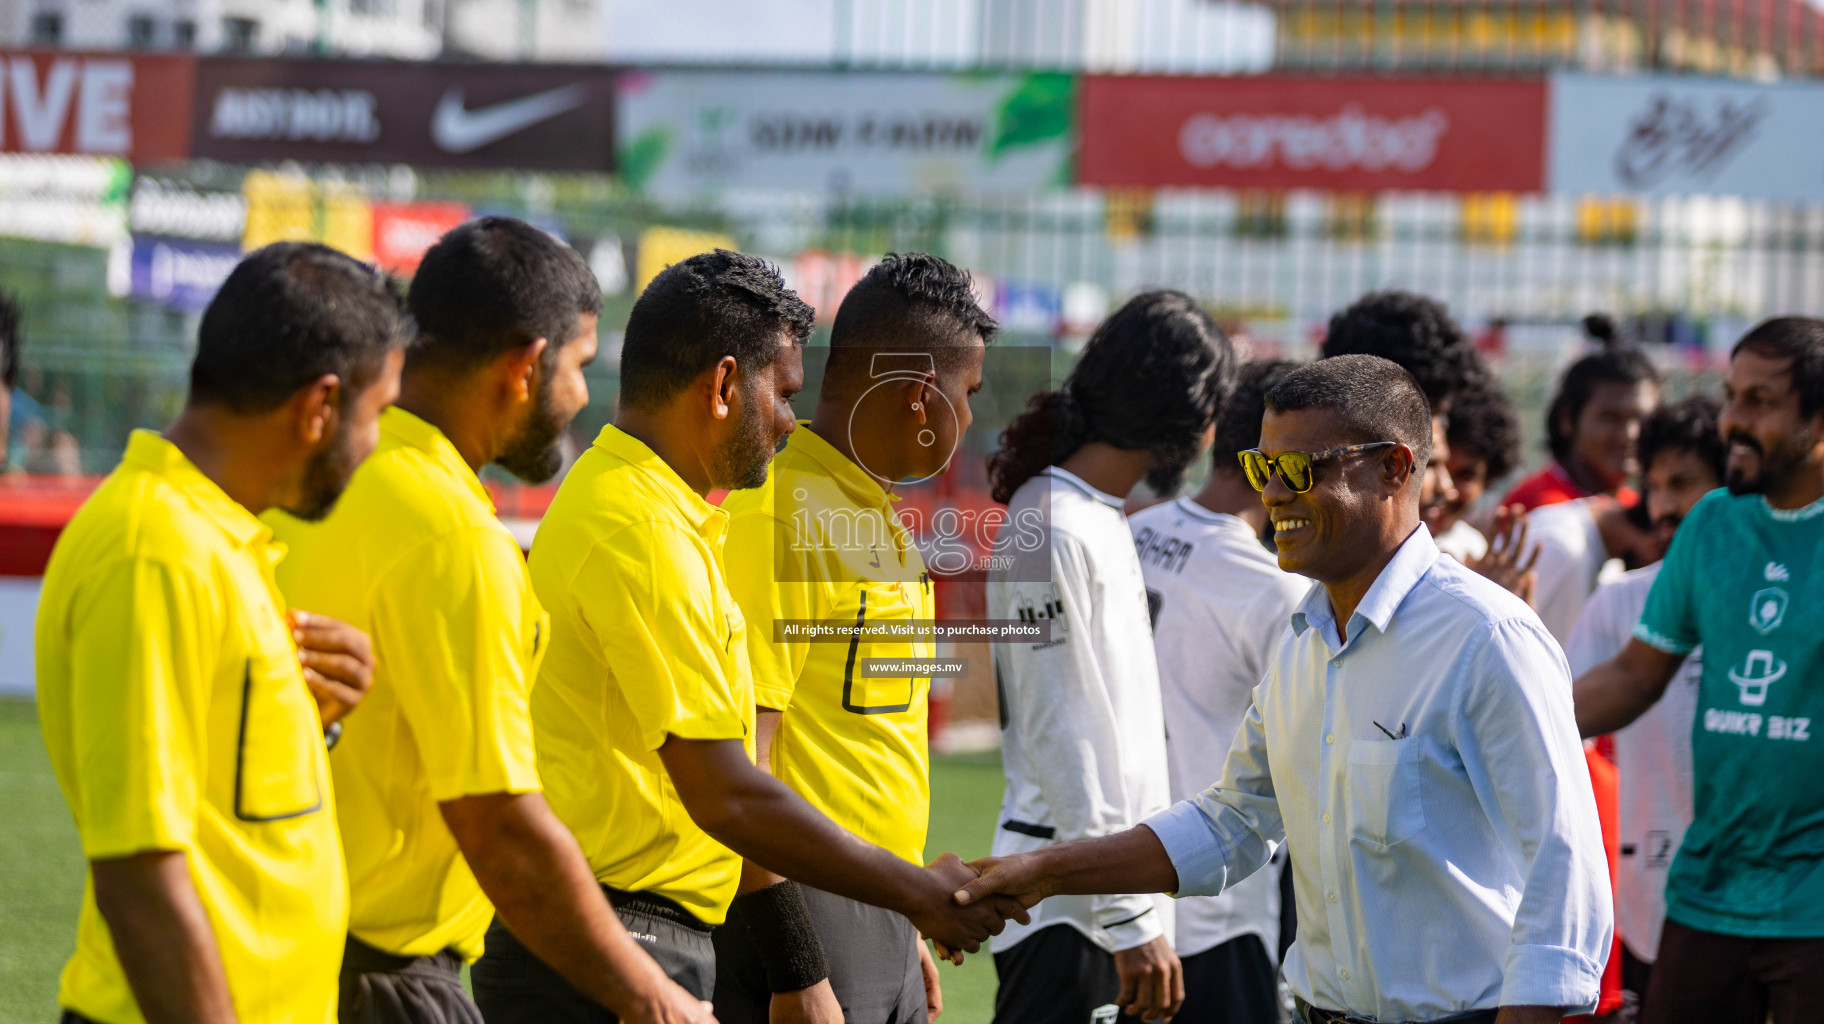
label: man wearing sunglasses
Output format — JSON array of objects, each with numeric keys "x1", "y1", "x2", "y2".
[{"x1": 956, "y1": 355, "x2": 1611, "y2": 1024}]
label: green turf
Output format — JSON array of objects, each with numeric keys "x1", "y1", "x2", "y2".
[
  {"x1": 926, "y1": 750, "x2": 1009, "y2": 1022},
  {"x1": 0, "y1": 697, "x2": 85, "y2": 1023},
  {"x1": 0, "y1": 696, "x2": 1008, "y2": 1023}
]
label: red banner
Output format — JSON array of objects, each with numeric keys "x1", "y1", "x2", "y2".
[
  {"x1": 1080, "y1": 75, "x2": 1547, "y2": 193},
  {"x1": 371, "y1": 201, "x2": 470, "y2": 274},
  {"x1": 0, "y1": 52, "x2": 193, "y2": 162}
]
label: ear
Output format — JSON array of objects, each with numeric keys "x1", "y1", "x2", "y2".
[
  {"x1": 1383, "y1": 443, "x2": 1418, "y2": 489},
  {"x1": 901, "y1": 372, "x2": 937, "y2": 423},
  {"x1": 503, "y1": 338, "x2": 549, "y2": 403},
  {"x1": 293, "y1": 373, "x2": 342, "y2": 446},
  {"x1": 708, "y1": 355, "x2": 740, "y2": 421}
]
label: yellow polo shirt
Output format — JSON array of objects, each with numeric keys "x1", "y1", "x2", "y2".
[
  {"x1": 528, "y1": 424, "x2": 755, "y2": 925},
  {"x1": 267, "y1": 407, "x2": 545, "y2": 960},
  {"x1": 35, "y1": 431, "x2": 346, "y2": 1024},
  {"x1": 721, "y1": 426, "x2": 934, "y2": 865}
]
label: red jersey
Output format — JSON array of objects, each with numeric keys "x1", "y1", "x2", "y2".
[{"x1": 1500, "y1": 461, "x2": 1637, "y2": 513}]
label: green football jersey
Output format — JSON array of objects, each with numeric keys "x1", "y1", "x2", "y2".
[{"x1": 1637, "y1": 488, "x2": 1824, "y2": 938}]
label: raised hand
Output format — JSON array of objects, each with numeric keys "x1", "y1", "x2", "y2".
[
  {"x1": 906, "y1": 853, "x2": 1032, "y2": 958},
  {"x1": 1467, "y1": 503, "x2": 1538, "y2": 606},
  {"x1": 288, "y1": 609, "x2": 375, "y2": 727}
]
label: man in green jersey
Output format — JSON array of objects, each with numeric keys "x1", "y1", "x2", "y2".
[{"x1": 1575, "y1": 317, "x2": 1824, "y2": 1024}]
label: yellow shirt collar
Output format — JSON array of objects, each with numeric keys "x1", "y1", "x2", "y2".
[
  {"x1": 592, "y1": 424, "x2": 727, "y2": 539},
  {"x1": 381, "y1": 406, "x2": 494, "y2": 512},
  {"x1": 120, "y1": 430, "x2": 272, "y2": 552},
  {"x1": 786, "y1": 423, "x2": 900, "y2": 511}
]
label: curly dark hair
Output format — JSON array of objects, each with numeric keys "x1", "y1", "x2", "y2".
[
  {"x1": 1445, "y1": 378, "x2": 1522, "y2": 482},
  {"x1": 619, "y1": 249, "x2": 815, "y2": 408},
  {"x1": 1212, "y1": 359, "x2": 1300, "y2": 471},
  {"x1": 1638, "y1": 394, "x2": 1725, "y2": 484},
  {"x1": 1545, "y1": 343, "x2": 1660, "y2": 462},
  {"x1": 1320, "y1": 290, "x2": 1484, "y2": 407},
  {"x1": 989, "y1": 290, "x2": 1235, "y2": 503}
]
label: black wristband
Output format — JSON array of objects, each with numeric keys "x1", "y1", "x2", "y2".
[{"x1": 732, "y1": 880, "x2": 830, "y2": 993}]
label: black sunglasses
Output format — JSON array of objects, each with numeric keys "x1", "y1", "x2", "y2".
[{"x1": 1238, "y1": 442, "x2": 1399, "y2": 494}]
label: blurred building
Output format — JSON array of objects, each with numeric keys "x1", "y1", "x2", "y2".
[
  {"x1": 979, "y1": 0, "x2": 1273, "y2": 71},
  {"x1": 0, "y1": 0, "x2": 602, "y2": 60}
]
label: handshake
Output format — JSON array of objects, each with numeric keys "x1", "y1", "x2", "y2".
[
  {"x1": 910, "y1": 842, "x2": 1186, "y2": 1022},
  {"x1": 909, "y1": 852, "x2": 1053, "y2": 964}
]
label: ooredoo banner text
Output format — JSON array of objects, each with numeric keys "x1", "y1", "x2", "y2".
[{"x1": 1079, "y1": 74, "x2": 1547, "y2": 193}]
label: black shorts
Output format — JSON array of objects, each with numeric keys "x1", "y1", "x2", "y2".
[
  {"x1": 1641, "y1": 918, "x2": 1824, "y2": 1024},
  {"x1": 1178, "y1": 933, "x2": 1280, "y2": 1024},
  {"x1": 339, "y1": 934, "x2": 482, "y2": 1024},
  {"x1": 470, "y1": 886, "x2": 717, "y2": 1024},
  {"x1": 992, "y1": 923, "x2": 1142, "y2": 1024},
  {"x1": 712, "y1": 884, "x2": 926, "y2": 1024}
]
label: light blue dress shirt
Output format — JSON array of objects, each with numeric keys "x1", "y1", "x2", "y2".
[{"x1": 1146, "y1": 526, "x2": 1611, "y2": 1022}]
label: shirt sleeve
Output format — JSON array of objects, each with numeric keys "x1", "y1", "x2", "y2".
[
  {"x1": 996, "y1": 532, "x2": 1162, "y2": 948},
  {"x1": 63, "y1": 557, "x2": 219, "y2": 859},
  {"x1": 722, "y1": 510, "x2": 816, "y2": 714},
  {"x1": 1454, "y1": 618, "x2": 1612, "y2": 1012},
  {"x1": 1635, "y1": 508, "x2": 1702, "y2": 656},
  {"x1": 570, "y1": 523, "x2": 749, "y2": 753},
  {"x1": 1143, "y1": 684, "x2": 1284, "y2": 900},
  {"x1": 369, "y1": 527, "x2": 543, "y2": 803}
]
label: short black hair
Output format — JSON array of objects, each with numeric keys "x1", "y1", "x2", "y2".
[
  {"x1": 1266, "y1": 354, "x2": 1433, "y2": 470},
  {"x1": 1319, "y1": 290, "x2": 1483, "y2": 408},
  {"x1": 0, "y1": 289, "x2": 18, "y2": 389},
  {"x1": 1732, "y1": 316, "x2": 1824, "y2": 418},
  {"x1": 989, "y1": 290, "x2": 1234, "y2": 503},
  {"x1": 1212, "y1": 359, "x2": 1300, "y2": 471},
  {"x1": 619, "y1": 249, "x2": 815, "y2": 408},
  {"x1": 1545, "y1": 344, "x2": 1660, "y2": 461},
  {"x1": 1638, "y1": 394, "x2": 1725, "y2": 484},
  {"x1": 190, "y1": 243, "x2": 411, "y2": 414},
  {"x1": 1445, "y1": 378, "x2": 1522, "y2": 482},
  {"x1": 831, "y1": 252, "x2": 997, "y2": 352},
  {"x1": 407, "y1": 216, "x2": 603, "y2": 372}
]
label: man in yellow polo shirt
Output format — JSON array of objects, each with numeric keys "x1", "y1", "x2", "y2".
[
  {"x1": 268, "y1": 219, "x2": 711, "y2": 1024},
  {"x1": 717, "y1": 253, "x2": 996, "y2": 1024},
  {"x1": 35, "y1": 243, "x2": 408, "y2": 1024},
  {"x1": 473, "y1": 249, "x2": 1026, "y2": 1023}
]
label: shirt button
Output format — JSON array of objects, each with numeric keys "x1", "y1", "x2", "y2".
[
  {"x1": 1340, "y1": 968, "x2": 1351, "y2": 981},
  {"x1": 1325, "y1": 733, "x2": 1335, "y2": 744},
  {"x1": 1327, "y1": 890, "x2": 1337, "y2": 903},
  {"x1": 1323, "y1": 812, "x2": 1331, "y2": 823}
]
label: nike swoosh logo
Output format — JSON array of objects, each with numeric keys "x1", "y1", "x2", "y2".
[{"x1": 431, "y1": 84, "x2": 588, "y2": 154}]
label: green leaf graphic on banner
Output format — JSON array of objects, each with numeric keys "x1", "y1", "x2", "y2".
[
  {"x1": 618, "y1": 127, "x2": 673, "y2": 192},
  {"x1": 990, "y1": 73, "x2": 1074, "y2": 162}
]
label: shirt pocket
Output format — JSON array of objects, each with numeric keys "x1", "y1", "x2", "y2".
[
  {"x1": 232, "y1": 643, "x2": 325, "y2": 823},
  {"x1": 1345, "y1": 738, "x2": 1426, "y2": 848},
  {"x1": 840, "y1": 582, "x2": 925, "y2": 716}
]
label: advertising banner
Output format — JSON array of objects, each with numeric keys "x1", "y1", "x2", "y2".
[
  {"x1": 1079, "y1": 74, "x2": 1547, "y2": 193},
  {"x1": 371, "y1": 200, "x2": 471, "y2": 273},
  {"x1": 1548, "y1": 74, "x2": 1824, "y2": 203},
  {"x1": 193, "y1": 58, "x2": 616, "y2": 170},
  {"x1": 0, "y1": 52, "x2": 193, "y2": 162},
  {"x1": 616, "y1": 70, "x2": 1075, "y2": 196},
  {"x1": 128, "y1": 236, "x2": 241, "y2": 313}
]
